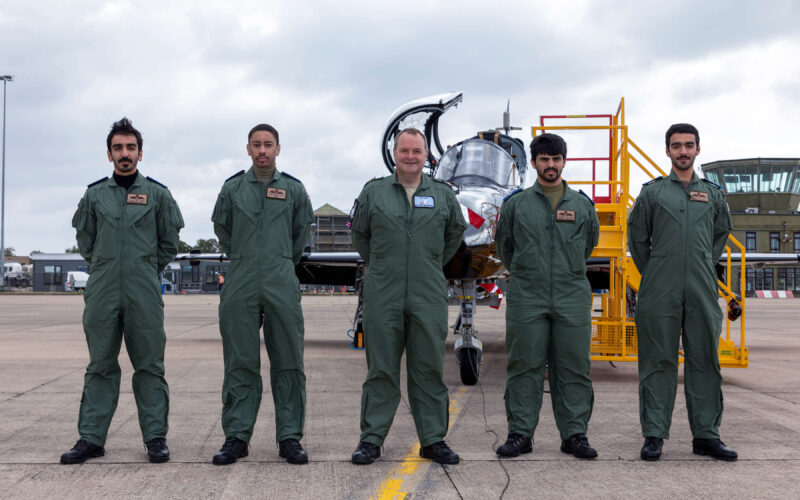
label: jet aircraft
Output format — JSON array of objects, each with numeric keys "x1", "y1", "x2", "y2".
[{"x1": 179, "y1": 92, "x2": 799, "y2": 385}]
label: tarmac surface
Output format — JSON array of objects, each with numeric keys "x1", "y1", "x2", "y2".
[{"x1": 1, "y1": 293, "x2": 799, "y2": 499}]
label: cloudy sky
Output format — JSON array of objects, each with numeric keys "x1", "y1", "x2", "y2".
[{"x1": 1, "y1": 0, "x2": 799, "y2": 254}]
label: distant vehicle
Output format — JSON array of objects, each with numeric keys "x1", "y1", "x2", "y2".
[
  {"x1": 64, "y1": 271, "x2": 89, "y2": 292},
  {"x1": 3, "y1": 262, "x2": 31, "y2": 288}
]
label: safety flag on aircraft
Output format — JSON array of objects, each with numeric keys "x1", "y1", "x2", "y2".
[
  {"x1": 478, "y1": 282, "x2": 503, "y2": 309},
  {"x1": 466, "y1": 207, "x2": 486, "y2": 229}
]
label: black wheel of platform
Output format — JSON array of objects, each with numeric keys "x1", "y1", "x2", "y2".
[{"x1": 458, "y1": 348, "x2": 480, "y2": 385}]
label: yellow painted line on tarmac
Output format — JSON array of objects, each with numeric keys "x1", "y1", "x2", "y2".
[{"x1": 370, "y1": 387, "x2": 468, "y2": 500}]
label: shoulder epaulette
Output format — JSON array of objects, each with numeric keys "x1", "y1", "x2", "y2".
[
  {"x1": 225, "y1": 170, "x2": 245, "y2": 182},
  {"x1": 432, "y1": 177, "x2": 454, "y2": 188},
  {"x1": 643, "y1": 176, "x2": 663, "y2": 186},
  {"x1": 281, "y1": 171, "x2": 302, "y2": 183},
  {"x1": 503, "y1": 188, "x2": 522, "y2": 202},
  {"x1": 364, "y1": 176, "x2": 382, "y2": 186},
  {"x1": 146, "y1": 176, "x2": 167, "y2": 188},
  {"x1": 702, "y1": 178, "x2": 722, "y2": 189},
  {"x1": 87, "y1": 177, "x2": 108, "y2": 188},
  {"x1": 578, "y1": 189, "x2": 595, "y2": 206}
]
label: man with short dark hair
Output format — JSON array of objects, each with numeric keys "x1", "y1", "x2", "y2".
[
  {"x1": 628, "y1": 123, "x2": 736, "y2": 461},
  {"x1": 62, "y1": 117, "x2": 184, "y2": 464},
  {"x1": 348, "y1": 128, "x2": 467, "y2": 465},
  {"x1": 494, "y1": 132, "x2": 600, "y2": 460},
  {"x1": 211, "y1": 123, "x2": 314, "y2": 465}
]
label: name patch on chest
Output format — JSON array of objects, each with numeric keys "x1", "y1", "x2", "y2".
[
  {"x1": 414, "y1": 196, "x2": 435, "y2": 208},
  {"x1": 126, "y1": 193, "x2": 148, "y2": 205},
  {"x1": 689, "y1": 191, "x2": 709, "y2": 202},
  {"x1": 267, "y1": 187, "x2": 286, "y2": 200},
  {"x1": 556, "y1": 209, "x2": 575, "y2": 222}
]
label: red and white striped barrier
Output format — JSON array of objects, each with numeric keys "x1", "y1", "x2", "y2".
[{"x1": 755, "y1": 290, "x2": 795, "y2": 298}]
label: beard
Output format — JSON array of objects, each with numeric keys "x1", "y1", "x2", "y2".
[
  {"x1": 537, "y1": 167, "x2": 561, "y2": 181},
  {"x1": 671, "y1": 156, "x2": 694, "y2": 171},
  {"x1": 115, "y1": 158, "x2": 138, "y2": 173}
]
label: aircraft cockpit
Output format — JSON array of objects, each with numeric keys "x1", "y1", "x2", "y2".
[{"x1": 435, "y1": 138, "x2": 528, "y2": 189}]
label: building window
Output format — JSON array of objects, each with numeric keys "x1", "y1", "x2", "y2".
[
  {"x1": 770, "y1": 232, "x2": 780, "y2": 253},
  {"x1": 745, "y1": 232, "x2": 757, "y2": 252},
  {"x1": 745, "y1": 268, "x2": 754, "y2": 292},
  {"x1": 794, "y1": 233, "x2": 800, "y2": 253},
  {"x1": 764, "y1": 268, "x2": 774, "y2": 290},
  {"x1": 778, "y1": 268, "x2": 787, "y2": 290},
  {"x1": 795, "y1": 269, "x2": 800, "y2": 292},
  {"x1": 43, "y1": 265, "x2": 63, "y2": 285},
  {"x1": 206, "y1": 265, "x2": 226, "y2": 284},
  {"x1": 785, "y1": 268, "x2": 794, "y2": 292},
  {"x1": 181, "y1": 265, "x2": 199, "y2": 283},
  {"x1": 78, "y1": 265, "x2": 89, "y2": 273}
]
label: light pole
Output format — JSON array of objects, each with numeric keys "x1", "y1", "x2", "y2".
[{"x1": 0, "y1": 75, "x2": 12, "y2": 290}]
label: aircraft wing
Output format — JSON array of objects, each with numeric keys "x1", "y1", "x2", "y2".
[
  {"x1": 724, "y1": 253, "x2": 800, "y2": 264},
  {"x1": 174, "y1": 252, "x2": 364, "y2": 286},
  {"x1": 296, "y1": 252, "x2": 363, "y2": 286}
]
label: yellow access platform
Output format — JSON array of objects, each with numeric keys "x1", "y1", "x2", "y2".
[{"x1": 532, "y1": 99, "x2": 748, "y2": 368}]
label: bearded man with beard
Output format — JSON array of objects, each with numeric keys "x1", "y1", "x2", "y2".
[
  {"x1": 494, "y1": 133, "x2": 600, "y2": 460},
  {"x1": 62, "y1": 117, "x2": 184, "y2": 464},
  {"x1": 628, "y1": 123, "x2": 736, "y2": 462}
]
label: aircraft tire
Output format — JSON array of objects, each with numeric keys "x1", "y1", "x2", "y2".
[{"x1": 458, "y1": 348, "x2": 480, "y2": 385}]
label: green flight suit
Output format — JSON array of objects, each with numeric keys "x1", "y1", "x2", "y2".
[
  {"x1": 628, "y1": 171, "x2": 732, "y2": 439},
  {"x1": 495, "y1": 181, "x2": 599, "y2": 440},
  {"x1": 350, "y1": 173, "x2": 467, "y2": 447},
  {"x1": 212, "y1": 167, "x2": 314, "y2": 443},
  {"x1": 71, "y1": 173, "x2": 184, "y2": 446}
]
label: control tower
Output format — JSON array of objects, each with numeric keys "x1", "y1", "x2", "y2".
[
  {"x1": 702, "y1": 158, "x2": 800, "y2": 295},
  {"x1": 702, "y1": 158, "x2": 800, "y2": 213}
]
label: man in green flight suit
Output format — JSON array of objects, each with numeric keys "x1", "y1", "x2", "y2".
[
  {"x1": 349, "y1": 128, "x2": 467, "y2": 465},
  {"x1": 494, "y1": 133, "x2": 600, "y2": 459},
  {"x1": 62, "y1": 118, "x2": 184, "y2": 464},
  {"x1": 211, "y1": 124, "x2": 314, "y2": 465},
  {"x1": 628, "y1": 123, "x2": 736, "y2": 461}
]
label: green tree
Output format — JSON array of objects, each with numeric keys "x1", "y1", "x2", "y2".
[
  {"x1": 194, "y1": 238, "x2": 222, "y2": 252},
  {"x1": 65, "y1": 245, "x2": 81, "y2": 253},
  {"x1": 3, "y1": 247, "x2": 14, "y2": 257},
  {"x1": 177, "y1": 240, "x2": 192, "y2": 253}
]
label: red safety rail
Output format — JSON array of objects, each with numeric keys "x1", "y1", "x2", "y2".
[{"x1": 539, "y1": 114, "x2": 613, "y2": 203}]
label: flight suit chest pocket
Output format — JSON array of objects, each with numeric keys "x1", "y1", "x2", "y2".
[
  {"x1": 557, "y1": 214, "x2": 586, "y2": 273},
  {"x1": 95, "y1": 202, "x2": 120, "y2": 228},
  {"x1": 563, "y1": 219, "x2": 586, "y2": 244},
  {"x1": 515, "y1": 210, "x2": 544, "y2": 240},
  {"x1": 415, "y1": 204, "x2": 447, "y2": 230},
  {"x1": 690, "y1": 195, "x2": 713, "y2": 223},
  {"x1": 265, "y1": 198, "x2": 290, "y2": 222},
  {"x1": 129, "y1": 204, "x2": 155, "y2": 230},
  {"x1": 233, "y1": 199, "x2": 259, "y2": 225},
  {"x1": 372, "y1": 203, "x2": 405, "y2": 231},
  {"x1": 654, "y1": 196, "x2": 682, "y2": 224}
]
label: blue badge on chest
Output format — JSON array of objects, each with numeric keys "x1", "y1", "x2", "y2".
[{"x1": 414, "y1": 196, "x2": 435, "y2": 208}]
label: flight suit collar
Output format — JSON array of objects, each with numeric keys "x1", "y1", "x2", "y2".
[
  {"x1": 667, "y1": 169, "x2": 701, "y2": 187},
  {"x1": 532, "y1": 179, "x2": 576, "y2": 200},
  {"x1": 392, "y1": 172, "x2": 431, "y2": 192},
  {"x1": 108, "y1": 171, "x2": 146, "y2": 189},
  {"x1": 244, "y1": 166, "x2": 284, "y2": 185}
]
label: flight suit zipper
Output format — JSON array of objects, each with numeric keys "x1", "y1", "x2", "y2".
[
  {"x1": 538, "y1": 190, "x2": 558, "y2": 313},
  {"x1": 120, "y1": 185, "x2": 128, "y2": 307},
  {"x1": 404, "y1": 184, "x2": 413, "y2": 307},
  {"x1": 551, "y1": 194, "x2": 570, "y2": 313},
  {"x1": 260, "y1": 179, "x2": 270, "y2": 281},
  {"x1": 681, "y1": 181, "x2": 689, "y2": 303}
]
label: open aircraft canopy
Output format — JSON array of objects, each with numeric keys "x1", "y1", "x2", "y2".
[{"x1": 380, "y1": 91, "x2": 463, "y2": 176}]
